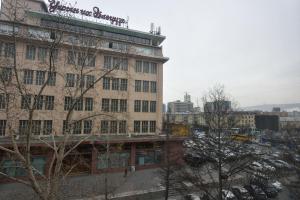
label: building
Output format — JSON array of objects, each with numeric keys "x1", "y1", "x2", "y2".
[
  {"x1": 167, "y1": 93, "x2": 194, "y2": 113},
  {"x1": 255, "y1": 115, "x2": 279, "y2": 131},
  {"x1": 233, "y1": 112, "x2": 256, "y2": 129},
  {"x1": 204, "y1": 100, "x2": 231, "y2": 113},
  {"x1": 280, "y1": 117, "x2": 300, "y2": 130},
  {"x1": 0, "y1": 0, "x2": 184, "y2": 178}
]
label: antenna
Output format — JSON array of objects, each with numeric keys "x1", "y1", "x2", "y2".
[
  {"x1": 126, "y1": 16, "x2": 129, "y2": 28},
  {"x1": 158, "y1": 26, "x2": 161, "y2": 35},
  {"x1": 150, "y1": 23, "x2": 154, "y2": 34}
]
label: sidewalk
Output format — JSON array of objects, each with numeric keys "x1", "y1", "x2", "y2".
[{"x1": 0, "y1": 168, "x2": 164, "y2": 200}]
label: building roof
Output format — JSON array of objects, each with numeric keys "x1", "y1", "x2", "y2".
[
  {"x1": 27, "y1": 10, "x2": 166, "y2": 46},
  {"x1": 280, "y1": 117, "x2": 300, "y2": 122}
]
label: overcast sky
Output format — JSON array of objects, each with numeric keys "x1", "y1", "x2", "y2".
[{"x1": 57, "y1": 0, "x2": 300, "y2": 107}]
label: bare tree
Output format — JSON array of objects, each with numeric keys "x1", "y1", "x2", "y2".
[
  {"x1": 0, "y1": 1, "x2": 132, "y2": 199},
  {"x1": 170, "y1": 85, "x2": 258, "y2": 200}
]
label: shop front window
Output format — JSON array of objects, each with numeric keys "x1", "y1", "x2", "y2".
[
  {"x1": 97, "y1": 152, "x2": 130, "y2": 169},
  {"x1": 0, "y1": 157, "x2": 46, "y2": 177},
  {"x1": 136, "y1": 150, "x2": 162, "y2": 166}
]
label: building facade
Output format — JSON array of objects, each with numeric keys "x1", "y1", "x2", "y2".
[
  {"x1": 167, "y1": 93, "x2": 194, "y2": 113},
  {"x1": 0, "y1": 0, "x2": 184, "y2": 178}
]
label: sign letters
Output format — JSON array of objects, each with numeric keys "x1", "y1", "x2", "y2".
[{"x1": 48, "y1": 0, "x2": 126, "y2": 26}]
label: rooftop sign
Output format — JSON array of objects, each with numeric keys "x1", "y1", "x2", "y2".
[{"x1": 48, "y1": 0, "x2": 126, "y2": 26}]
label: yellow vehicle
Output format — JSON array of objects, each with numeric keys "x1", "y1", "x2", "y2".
[
  {"x1": 231, "y1": 134, "x2": 253, "y2": 142},
  {"x1": 170, "y1": 123, "x2": 190, "y2": 137}
]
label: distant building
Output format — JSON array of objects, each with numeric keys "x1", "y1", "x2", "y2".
[
  {"x1": 280, "y1": 117, "x2": 300, "y2": 130},
  {"x1": 255, "y1": 115, "x2": 279, "y2": 131},
  {"x1": 233, "y1": 112, "x2": 256, "y2": 128},
  {"x1": 167, "y1": 93, "x2": 193, "y2": 113},
  {"x1": 162, "y1": 104, "x2": 167, "y2": 113},
  {"x1": 204, "y1": 100, "x2": 231, "y2": 113},
  {"x1": 272, "y1": 107, "x2": 281, "y2": 112}
]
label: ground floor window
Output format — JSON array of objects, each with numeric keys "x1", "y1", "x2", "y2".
[
  {"x1": 97, "y1": 152, "x2": 130, "y2": 169},
  {"x1": 0, "y1": 157, "x2": 46, "y2": 177},
  {"x1": 136, "y1": 150, "x2": 162, "y2": 166}
]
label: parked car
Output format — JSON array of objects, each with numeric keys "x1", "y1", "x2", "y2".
[
  {"x1": 249, "y1": 162, "x2": 263, "y2": 171},
  {"x1": 271, "y1": 181, "x2": 283, "y2": 191},
  {"x1": 260, "y1": 184, "x2": 278, "y2": 198},
  {"x1": 184, "y1": 194, "x2": 201, "y2": 200},
  {"x1": 184, "y1": 152, "x2": 206, "y2": 167},
  {"x1": 274, "y1": 160, "x2": 292, "y2": 169},
  {"x1": 261, "y1": 162, "x2": 276, "y2": 172},
  {"x1": 222, "y1": 189, "x2": 237, "y2": 200},
  {"x1": 244, "y1": 185, "x2": 267, "y2": 200},
  {"x1": 231, "y1": 186, "x2": 254, "y2": 200}
]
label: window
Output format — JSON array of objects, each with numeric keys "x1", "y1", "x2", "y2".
[
  {"x1": 136, "y1": 150, "x2": 162, "y2": 166},
  {"x1": 120, "y1": 99, "x2": 127, "y2": 112},
  {"x1": 63, "y1": 120, "x2": 74, "y2": 134},
  {"x1": 119, "y1": 121, "x2": 126, "y2": 134},
  {"x1": 87, "y1": 54, "x2": 96, "y2": 67},
  {"x1": 0, "y1": 94, "x2": 7, "y2": 109},
  {"x1": 64, "y1": 97, "x2": 72, "y2": 110},
  {"x1": 26, "y1": 45, "x2": 36, "y2": 60},
  {"x1": 135, "y1": 60, "x2": 142, "y2": 72},
  {"x1": 85, "y1": 97, "x2": 93, "y2": 111},
  {"x1": 86, "y1": 75, "x2": 95, "y2": 88},
  {"x1": 134, "y1": 121, "x2": 140, "y2": 133},
  {"x1": 110, "y1": 121, "x2": 118, "y2": 134},
  {"x1": 120, "y1": 79, "x2": 127, "y2": 91},
  {"x1": 111, "y1": 99, "x2": 118, "y2": 112},
  {"x1": 150, "y1": 81, "x2": 157, "y2": 93},
  {"x1": 111, "y1": 78, "x2": 119, "y2": 90},
  {"x1": 0, "y1": 67, "x2": 12, "y2": 81},
  {"x1": 150, "y1": 101, "x2": 156, "y2": 112},
  {"x1": 1, "y1": 160, "x2": 26, "y2": 177},
  {"x1": 43, "y1": 120, "x2": 52, "y2": 135},
  {"x1": 101, "y1": 121, "x2": 109, "y2": 133},
  {"x1": 83, "y1": 120, "x2": 92, "y2": 134},
  {"x1": 74, "y1": 98, "x2": 83, "y2": 111},
  {"x1": 34, "y1": 95, "x2": 43, "y2": 110},
  {"x1": 143, "y1": 81, "x2": 149, "y2": 92},
  {"x1": 97, "y1": 152, "x2": 130, "y2": 169},
  {"x1": 104, "y1": 56, "x2": 111, "y2": 69},
  {"x1": 0, "y1": 120, "x2": 6, "y2": 136},
  {"x1": 102, "y1": 98, "x2": 109, "y2": 112},
  {"x1": 23, "y1": 70, "x2": 34, "y2": 84},
  {"x1": 135, "y1": 80, "x2": 142, "y2": 92},
  {"x1": 142, "y1": 101, "x2": 149, "y2": 112},
  {"x1": 150, "y1": 63, "x2": 157, "y2": 74},
  {"x1": 45, "y1": 96, "x2": 54, "y2": 110},
  {"x1": 77, "y1": 52, "x2": 86, "y2": 66},
  {"x1": 4, "y1": 43, "x2": 15, "y2": 58},
  {"x1": 112, "y1": 57, "x2": 120, "y2": 69},
  {"x1": 67, "y1": 51, "x2": 76, "y2": 64},
  {"x1": 50, "y1": 49, "x2": 58, "y2": 61},
  {"x1": 73, "y1": 121, "x2": 82, "y2": 134},
  {"x1": 103, "y1": 77, "x2": 110, "y2": 90},
  {"x1": 47, "y1": 72, "x2": 56, "y2": 86},
  {"x1": 77, "y1": 75, "x2": 85, "y2": 88},
  {"x1": 66, "y1": 73, "x2": 75, "y2": 87},
  {"x1": 134, "y1": 100, "x2": 141, "y2": 112},
  {"x1": 150, "y1": 121, "x2": 156, "y2": 133},
  {"x1": 120, "y1": 58, "x2": 128, "y2": 71},
  {"x1": 19, "y1": 120, "x2": 29, "y2": 135},
  {"x1": 143, "y1": 61, "x2": 149, "y2": 73},
  {"x1": 36, "y1": 71, "x2": 45, "y2": 85},
  {"x1": 38, "y1": 47, "x2": 47, "y2": 62},
  {"x1": 21, "y1": 95, "x2": 31, "y2": 109},
  {"x1": 142, "y1": 121, "x2": 148, "y2": 133},
  {"x1": 32, "y1": 120, "x2": 42, "y2": 135}
]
